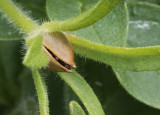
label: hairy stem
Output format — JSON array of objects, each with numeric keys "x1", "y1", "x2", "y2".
[
  {"x1": 69, "y1": 101, "x2": 85, "y2": 115},
  {"x1": 58, "y1": 70, "x2": 105, "y2": 115},
  {"x1": 32, "y1": 69, "x2": 49, "y2": 115},
  {"x1": 0, "y1": 0, "x2": 38, "y2": 34},
  {"x1": 0, "y1": 1, "x2": 49, "y2": 115},
  {"x1": 40, "y1": 0, "x2": 121, "y2": 32},
  {"x1": 66, "y1": 34, "x2": 160, "y2": 71}
]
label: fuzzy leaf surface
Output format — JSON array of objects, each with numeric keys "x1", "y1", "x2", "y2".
[{"x1": 114, "y1": 2, "x2": 160, "y2": 109}]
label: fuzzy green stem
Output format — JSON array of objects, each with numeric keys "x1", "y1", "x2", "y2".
[
  {"x1": 0, "y1": 0, "x2": 38, "y2": 34},
  {"x1": 40, "y1": 0, "x2": 121, "y2": 32},
  {"x1": 69, "y1": 101, "x2": 85, "y2": 115},
  {"x1": 58, "y1": 70, "x2": 105, "y2": 115},
  {"x1": 66, "y1": 34, "x2": 160, "y2": 71},
  {"x1": 32, "y1": 69, "x2": 49, "y2": 115},
  {"x1": 0, "y1": 1, "x2": 49, "y2": 114}
]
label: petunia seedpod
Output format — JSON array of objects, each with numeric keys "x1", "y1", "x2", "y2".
[{"x1": 42, "y1": 32, "x2": 76, "y2": 73}]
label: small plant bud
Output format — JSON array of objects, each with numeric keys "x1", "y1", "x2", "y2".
[{"x1": 42, "y1": 31, "x2": 76, "y2": 73}]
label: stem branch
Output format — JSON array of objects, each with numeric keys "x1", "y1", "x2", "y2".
[
  {"x1": 58, "y1": 70, "x2": 105, "y2": 115},
  {"x1": 32, "y1": 69, "x2": 49, "y2": 115},
  {"x1": 41, "y1": 0, "x2": 121, "y2": 32},
  {"x1": 66, "y1": 34, "x2": 160, "y2": 71},
  {"x1": 0, "y1": 0, "x2": 38, "y2": 34}
]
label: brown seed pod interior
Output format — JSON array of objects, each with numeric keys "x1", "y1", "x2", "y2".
[{"x1": 42, "y1": 31, "x2": 76, "y2": 73}]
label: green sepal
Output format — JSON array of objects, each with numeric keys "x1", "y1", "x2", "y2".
[{"x1": 23, "y1": 35, "x2": 49, "y2": 68}]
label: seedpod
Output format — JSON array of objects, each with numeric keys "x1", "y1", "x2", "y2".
[{"x1": 42, "y1": 31, "x2": 76, "y2": 73}]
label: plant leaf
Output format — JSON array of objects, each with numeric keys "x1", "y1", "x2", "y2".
[
  {"x1": 44, "y1": 0, "x2": 121, "y2": 32},
  {"x1": 69, "y1": 101, "x2": 85, "y2": 115},
  {"x1": 69, "y1": 1, "x2": 128, "y2": 47},
  {"x1": 126, "y1": 0, "x2": 160, "y2": 5},
  {"x1": 46, "y1": 0, "x2": 128, "y2": 47},
  {"x1": 46, "y1": 0, "x2": 80, "y2": 21},
  {"x1": 114, "y1": 2, "x2": 160, "y2": 109}
]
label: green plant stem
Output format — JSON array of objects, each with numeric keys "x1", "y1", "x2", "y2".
[
  {"x1": 66, "y1": 34, "x2": 160, "y2": 71},
  {"x1": 58, "y1": 70, "x2": 105, "y2": 115},
  {"x1": 40, "y1": 0, "x2": 121, "y2": 32},
  {"x1": 0, "y1": 1, "x2": 50, "y2": 115},
  {"x1": 0, "y1": 0, "x2": 38, "y2": 34},
  {"x1": 69, "y1": 101, "x2": 85, "y2": 115},
  {"x1": 32, "y1": 69, "x2": 49, "y2": 115}
]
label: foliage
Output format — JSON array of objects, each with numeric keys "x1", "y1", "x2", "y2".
[{"x1": 0, "y1": 0, "x2": 160, "y2": 115}]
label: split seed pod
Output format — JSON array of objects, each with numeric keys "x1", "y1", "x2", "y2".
[{"x1": 42, "y1": 32, "x2": 76, "y2": 73}]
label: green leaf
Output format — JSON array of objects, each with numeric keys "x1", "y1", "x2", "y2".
[
  {"x1": 114, "y1": 2, "x2": 160, "y2": 109},
  {"x1": 126, "y1": 0, "x2": 160, "y2": 5},
  {"x1": 69, "y1": 101, "x2": 85, "y2": 115},
  {"x1": 114, "y1": 69, "x2": 160, "y2": 109},
  {"x1": 44, "y1": 0, "x2": 121, "y2": 32},
  {"x1": 23, "y1": 35, "x2": 49, "y2": 68},
  {"x1": 128, "y1": 2, "x2": 160, "y2": 22},
  {"x1": 127, "y1": 2, "x2": 160, "y2": 47},
  {"x1": 58, "y1": 70, "x2": 105, "y2": 115},
  {"x1": 46, "y1": 0, "x2": 80, "y2": 21},
  {"x1": 69, "y1": 1, "x2": 128, "y2": 47},
  {"x1": 46, "y1": 0, "x2": 128, "y2": 46}
]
